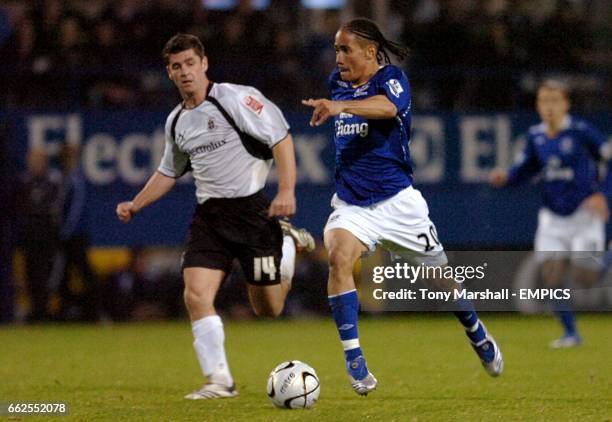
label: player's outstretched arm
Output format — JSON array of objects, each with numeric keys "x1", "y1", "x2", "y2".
[
  {"x1": 269, "y1": 134, "x2": 296, "y2": 218},
  {"x1": 302, "y1": 95, "x2": 396, "y2": 127},
  {"x1": 116, "y1": 171, "x2": 177, "y2": 223},
  {"x1": 582, "y1": 124, "x2": 611, "y2": 221}
]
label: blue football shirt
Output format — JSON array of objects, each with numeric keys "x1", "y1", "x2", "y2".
[
  {"x1": 507, "y1": 116, "x2": 610, "y2": 216},
  {"x1": 329, "y1": 65, "x2": 413, "y2": 206}
]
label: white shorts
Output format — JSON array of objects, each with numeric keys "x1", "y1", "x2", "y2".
[
  {"x1": 535, "y1": 206, "x2": 605, "y2": 269},
  {"x1": 324, "y1": 186, "x2": 447, "y2": 266}
]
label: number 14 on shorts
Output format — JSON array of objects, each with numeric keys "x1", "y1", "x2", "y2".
[{"x1": 254, "y1": 256, "x2": 276, "y2": 281}]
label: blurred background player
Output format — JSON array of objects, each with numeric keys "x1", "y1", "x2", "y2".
[
  {"x1": 116, "y1": 34, "x2": 314, "y2": 400},
  {"x1": 303, "y1": 18, "x2": 503, "y2": 395},
  {"x1": 53, "y1": 144, "x2": 99, "y2": 322},
  {"x1": 490, "y1": 79, "x2": 610, "y2": 348},
  {"x1": 0, "y1": 121, "x2": 15, "y2": 323},
  {"x1": 16, "y1": 148, "x2": 62, "y2": 322}
]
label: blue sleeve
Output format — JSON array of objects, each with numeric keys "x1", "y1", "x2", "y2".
[
  {"x1": 582, "y1": 123, "x2": 612, "y2": 198},
  {"x1": 506, "y1": 135, "x2": 541, "y2": 186},
  {"x1": 581, "y1": 122, "x2": 608, "y2": 160},
  {"x1": 375, "y1": 66, "x2": 411, "y2": 114}
]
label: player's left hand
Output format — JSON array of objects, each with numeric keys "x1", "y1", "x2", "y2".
[
  {"x1": 302, "y1": 99, "x2": 343, "y2": 127},
  {"x1": 269, "y1": 189, "x2": 296, "y2": 217},
  {"x1": 583, "y1": 192, "x2": 609, "y2": 222}
]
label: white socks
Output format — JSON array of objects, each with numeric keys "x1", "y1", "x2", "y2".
[
  {"x1": 189, "y1": 239, "x2": 296, "y2": 387},
  {"x1": 280, "y1": 235, "x2": 296, "y2": 284},
  {"x1": 192, "y1": 315, "x2": 233, "y2": 387}
]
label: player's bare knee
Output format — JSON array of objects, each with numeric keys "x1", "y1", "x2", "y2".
[
  {"x1": 252, "y1": 302, "x2": 283, "y2": 318},
  {"x1": 541, "y1": 261, "x2": 565, "y2": 286},
  {"x1": 327, "y1": 248, "x2": 354, "y2": 276},
  {"x1": 182, "y1": 290, "x2": 199, "y2": 312},
  {"x1": 571, "y1": 266, "x2": 600, "y2": 286},
  {"x1": 263, "y1": 306, "x2": 283, "y2": 318},
  {"x1": 183, "y1": 286, "x2": 214, "y2": 313},
  {"x1": 542, "y1": 273, "x2": 563, "y2": 287},
  {"x1": 428, "y1": 272, "x2": 460, "y2": 293}
]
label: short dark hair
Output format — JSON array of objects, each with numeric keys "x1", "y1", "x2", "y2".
[
  {"x1": 341, "y1": 18, "x2": 409, "y2": 64},
  {"x1": 162, "y1": 33, "x2": 205, "y2": 64},
  {"x1": 538, "y1": 79, "x2": 570, "y2": 100}
]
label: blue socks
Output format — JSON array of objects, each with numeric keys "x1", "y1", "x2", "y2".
[
  {"x1": 454, "y1": 297, "x2": 490, "y2": 356},
  {"x1": 556, "y1": 311, "x2": 577, "y2": 336},
  {"x1": 329, "y1": 290, "x2": 494, "y2": 371},
  {"x1": 454, "y1": 297, "x2": 496, "y2": 362},
  {"x1": 552, "y1": 299, "x2": 577, "y2": 337},
  {"x1": 329, "y1": 290, "x2": 366, "y2": 376}
]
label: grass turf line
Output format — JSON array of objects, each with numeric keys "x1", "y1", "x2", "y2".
[{"x1": 1, "y1": 314, "x2": 611, "y2": 421}]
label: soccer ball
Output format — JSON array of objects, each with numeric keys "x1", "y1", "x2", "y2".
[{"x1": 266, "y1": 360, "x2": 320, "y2": 409}]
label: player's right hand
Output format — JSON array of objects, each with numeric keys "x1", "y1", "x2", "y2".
[
  {"x1": 301, "y1": 98, "x2": 342, "y2": 127},
  {"x1": 489, "y1": 169, "x2": 508, "y2": 188},
  {"x1": 116, "y1": 201, "x2": 136, "y2": 223}
]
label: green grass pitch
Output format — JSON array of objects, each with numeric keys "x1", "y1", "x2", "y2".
[{"x1": 1, "y1": 314, "x2": 611, "y2": 421}]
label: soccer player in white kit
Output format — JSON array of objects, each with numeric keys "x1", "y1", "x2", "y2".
[
  {"x1": 116, "y1": 34, "x2": 314, "y2": 399},
  {"x1": 491, "y1": 80, "x2": 610, "y2": 348}
]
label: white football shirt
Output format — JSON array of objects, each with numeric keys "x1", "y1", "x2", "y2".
[{"x1": 158, "y1": 82, "x2": 290, "y2": 203}]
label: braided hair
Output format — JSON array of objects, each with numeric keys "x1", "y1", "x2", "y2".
[{"x1": 341, "y1": 18, "x2": 409, "y2": 64}]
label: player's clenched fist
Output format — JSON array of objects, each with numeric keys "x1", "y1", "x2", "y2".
[
  {"x1": 116, "y1": 201, "x2": 137, "y2": 223},
  {"x1": 268, "y1": 190, "x2": 296, "y2": 218}
]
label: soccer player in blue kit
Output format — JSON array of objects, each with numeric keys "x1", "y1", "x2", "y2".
[
  {"x1": 303, "y1": 18, "x2": 503, "y2": 395},
  {"x1": 490, "y1": 80, "x2": 610, "y2": 348}
]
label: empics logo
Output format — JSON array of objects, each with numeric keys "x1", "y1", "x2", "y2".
[
  {"x1": 386, "y1": 79, "x2": 404, "y2": 98},
  {"x1": 244, "y1": 96, "x2": 264, "y2": 115}
]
